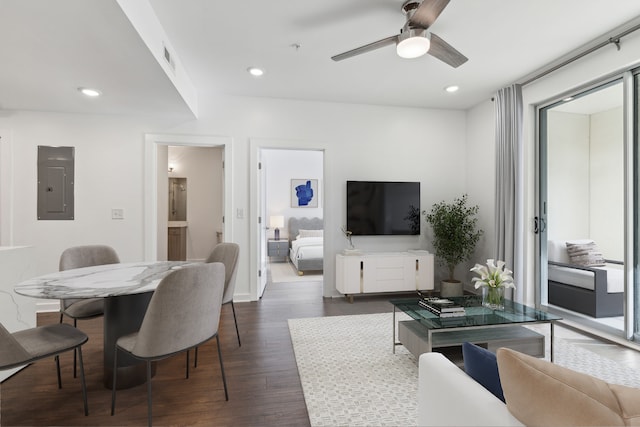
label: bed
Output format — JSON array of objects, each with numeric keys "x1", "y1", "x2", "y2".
[{"x1": 288, "y1": 217, "x2": 323, "y2": 275}]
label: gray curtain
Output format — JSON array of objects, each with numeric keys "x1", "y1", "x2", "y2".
[{"x1": 494, "y1": 84, "x2": 523, "y2": 302}]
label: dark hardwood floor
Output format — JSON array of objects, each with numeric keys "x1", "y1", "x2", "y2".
[{"x1": 0, "y1": 278, "x2": 401, "y2": 426}]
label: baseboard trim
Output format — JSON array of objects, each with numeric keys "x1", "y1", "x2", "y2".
[{"x1": 36, "y1": 301, "x2": 60, "y2": 313}]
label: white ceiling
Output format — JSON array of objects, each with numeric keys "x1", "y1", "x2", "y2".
[{"x1": 2, "y1": 0, "x2": 640, "y2": 117}]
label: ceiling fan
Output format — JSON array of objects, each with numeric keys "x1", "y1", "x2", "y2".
[{"x1": 331, "y1": 0, "x2": 467, "y2": 68}]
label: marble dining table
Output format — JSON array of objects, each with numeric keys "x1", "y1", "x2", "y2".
[{"x1": 14, "y1": 260, "x2": 198, "y2": 388}]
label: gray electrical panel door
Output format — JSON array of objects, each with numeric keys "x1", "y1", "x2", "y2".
[{"x1": 37, "y1": 146, "x2": 74, "y2": 220}]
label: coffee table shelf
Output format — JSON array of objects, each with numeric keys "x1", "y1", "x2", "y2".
[
  {"x1": 398, "y1": 320, "x2": 545, "y2": 360},
  {"x1": 391, "y1": 296, "x2": 561, "y2": 361}
]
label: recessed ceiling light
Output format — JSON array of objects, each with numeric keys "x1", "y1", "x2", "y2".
[
  {"x1": 445, "y1": 85, "x2": 459, "y2": 93},
  {"x1": 562, "y1": 96, "x2": 574, "y2": 102},
  {"x1": 78, "y1": 87, "x2": 101, "y2": 97},
  {"x1": 247, "y1": 67, "x2": 264, "y2": 77}
]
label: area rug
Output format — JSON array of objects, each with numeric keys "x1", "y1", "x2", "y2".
[
  {"x1": 269, "y1": 261, "x2": 322, "y2": 283},
  {"x1": 288, "y1": 312, "x2": 640, "y2": 427}
]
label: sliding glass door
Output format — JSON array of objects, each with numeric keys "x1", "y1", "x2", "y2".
[{"x1": 537, "y1": 76, "x2": 638, "y2": 341}]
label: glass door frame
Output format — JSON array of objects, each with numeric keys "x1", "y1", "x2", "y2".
[{"x1": 535, "y1": 71, "x2": 636, "y2": 342}]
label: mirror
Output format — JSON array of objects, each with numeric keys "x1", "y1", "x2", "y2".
[{"x1": 168, "y1": 177, "x2": 187, "y2": 221}]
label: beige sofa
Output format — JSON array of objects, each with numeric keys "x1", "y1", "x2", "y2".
[{"x1": 418, "y1": 349, "x2": 640, "y2": 426}]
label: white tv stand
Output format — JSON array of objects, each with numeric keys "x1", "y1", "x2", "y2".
[{"x1": 336, "y1": 250, "x2": 434, "y2": 302}]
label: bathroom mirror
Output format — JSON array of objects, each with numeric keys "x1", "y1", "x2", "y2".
[{"x1": 168, "y1": 178, "x2": 187, "y2": 221}]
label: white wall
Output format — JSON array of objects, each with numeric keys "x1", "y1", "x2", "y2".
[
  {"x1": 464, "y1": 99, "x2": 497, "y2": 289},
  {"x1": 547, "y1": 111, "x2": 591, "y2": 240},
  {"x1": 262, "y1": 149, "x2": 323, "y2": 240},
  {"x1": 546, "y1": 107, "x2": 623, "y2": 260},
  {"x1": 468, "y1": 28, "x2": 640, "y2": 305},
  {"x1": 590, "y1": 107, "x2": 624, "y2": 260},
  {"x1": 0, "y1": 95, "x2": 469, "y2": 301},
  {"x1": 0, "y1": 112, "x2": 182, "y2": 275}
]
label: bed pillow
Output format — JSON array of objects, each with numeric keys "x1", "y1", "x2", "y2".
[
  {"x1": 566, "y1": 240, "x2": 606, "y2": 267},
  {"x1": 462, "y1": 342, "x2": 505, "y2": 402},
  {"x1": 298, "y1": 229, "x2": 323, "y2": 239}
]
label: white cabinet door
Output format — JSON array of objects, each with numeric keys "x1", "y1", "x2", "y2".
[{"x1": 336, "y1": 255, "x2": 362, "y2": 294}]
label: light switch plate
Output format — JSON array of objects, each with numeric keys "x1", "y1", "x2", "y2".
[{"x1": 111, "y1": 208, "x2": 124, "y2": 220}]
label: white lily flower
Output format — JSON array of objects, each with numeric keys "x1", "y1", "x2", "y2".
[{"x1": 470, "y1": 259, "x2": 516, "y2": 290}]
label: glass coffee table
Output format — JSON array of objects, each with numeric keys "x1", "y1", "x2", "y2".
[{"x1": 390, "y1": 296, "x2": 562, "y2": 361}]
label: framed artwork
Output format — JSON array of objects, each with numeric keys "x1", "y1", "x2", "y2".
[{"x1": 291, "y1": 179, "x2": 319, "y2": 208}]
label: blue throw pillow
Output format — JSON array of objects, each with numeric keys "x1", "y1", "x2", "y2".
[{"x1": 462, "y1": 342, "x2": 505, "y2": 402}]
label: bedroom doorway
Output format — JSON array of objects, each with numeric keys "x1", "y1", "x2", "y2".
[{"x1": 260, "y1": 148, "x2": 324, "y2": 296}]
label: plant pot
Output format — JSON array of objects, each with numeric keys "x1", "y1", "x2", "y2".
[{"x1": 440, "y1": 280, "x2": 463, "y2": 297}]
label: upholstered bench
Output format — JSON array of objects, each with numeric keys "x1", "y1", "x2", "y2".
[{"x1": 547, "y1": 239, "x2": 623, "y2": 317}]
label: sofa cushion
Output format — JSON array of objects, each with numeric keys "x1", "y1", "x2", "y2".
[
  {"x1": 497, "y1": 347, "x2": 640, "y2": 426},
  {"x1": 566, "y1": 240, "x2": 606, "y2": 267},
  {"x1": 462, "y1": 342, "x2": 505, "y2": 402}
]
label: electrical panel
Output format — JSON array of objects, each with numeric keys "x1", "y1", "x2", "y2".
[{"x1": 37, "y1": 146, "x2": 74, "y2": 220}]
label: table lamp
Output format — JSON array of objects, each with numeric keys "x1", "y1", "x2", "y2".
[{"x1": 270, "y1": 215, "x2": 285, "y2": 240}]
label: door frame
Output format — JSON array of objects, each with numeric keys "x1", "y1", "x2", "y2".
[
  {"x1": 249, "y1": 138, "x2": 328, "y2": 300},
  {"x1": 144, "y1": 133, "x2": 233, "y2": 261},
  {"x1": 535, "y1": 72, "x2": 636, "y2": 340}
]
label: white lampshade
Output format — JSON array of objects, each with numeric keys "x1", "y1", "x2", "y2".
[
  {"x1": 396, "y1": 29, "x2": 430, "y2": 59},
  {"x1": 270, "y1": 215, "x2": 285, "y2": 229}
]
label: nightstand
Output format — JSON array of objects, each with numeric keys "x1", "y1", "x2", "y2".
[{"x1": 267, "y1": 239, "x2": 289, "y2": 260}]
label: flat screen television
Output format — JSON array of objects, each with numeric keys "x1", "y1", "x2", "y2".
[{"x1": 346, "y1": 181, "x2": 420, "y2": 236}]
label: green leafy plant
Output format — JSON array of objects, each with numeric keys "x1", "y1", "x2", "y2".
[{"x1": 423, "y1": 194, "x2": 483, "y2": 281}]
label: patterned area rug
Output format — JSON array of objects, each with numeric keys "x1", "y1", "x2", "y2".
[
  {"x1": 269, "y1": 261, "x2": 322, "y2": 283},
  {"x1": 288, "y1": 313, "x2": 640, "y2": 427}
]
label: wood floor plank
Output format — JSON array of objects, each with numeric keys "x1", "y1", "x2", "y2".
[{"x1": 0, "y1": 280, "x2": 404, "y2": 426}]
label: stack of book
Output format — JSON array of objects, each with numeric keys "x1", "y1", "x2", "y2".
[{"x1": 418, "y1": 298, "x2": 466, "y2": 317}]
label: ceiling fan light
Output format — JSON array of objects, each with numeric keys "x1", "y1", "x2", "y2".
[{"x1": 396, "y1": 30, "x2": 430, "y2": 59}]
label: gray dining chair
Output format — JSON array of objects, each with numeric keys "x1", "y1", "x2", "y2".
[
  {"x1": 190, "y1": 242, "x2": 240, "y2": 371},
  {"x1": 110, "y1": 262, "x2": 228, "y2": 427},
  {"x1": 59, "y1": 244, "x2": 120, "y2": 376},
  {"x1": 0, "y1": 322, "x2": 89, "y2": 416},
  {"x1": 205, "y1": 242, "x2": 241, "y2": 346}
]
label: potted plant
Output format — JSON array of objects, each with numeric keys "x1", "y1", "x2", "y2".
[{"x1": 423, "y1": 194, "x2": 483, "y2": 297}]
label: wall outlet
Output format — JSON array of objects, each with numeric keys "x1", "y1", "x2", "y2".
[{"x1": 111, "y1": 208, "x2": 124, "y2": 220}]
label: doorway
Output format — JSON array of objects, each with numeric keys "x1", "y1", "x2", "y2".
[
  {"x1": 258, "y1": 148, "x2": 325, "y2": 297},
  {"x1": 143, "y1": 133, "x2": 233, "y2": 265},
  {"x1": 165, "y1": 146, "x2": 224, "y2": 261}
]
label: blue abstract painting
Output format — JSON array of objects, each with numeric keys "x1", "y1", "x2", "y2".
[{"x1": 291, "y1": 179, "x2": 319, "y2": 208}]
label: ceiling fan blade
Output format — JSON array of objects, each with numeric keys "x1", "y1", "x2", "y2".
[
  {"x1": 427, "y1": 33, "x2": 468, "y2": 68},
  {"x1": 409, "y1": 0, "x2": 450, "y2": 29},
  {"x1": 331, "y1": 35, "x2": 398, "y2": 61}
]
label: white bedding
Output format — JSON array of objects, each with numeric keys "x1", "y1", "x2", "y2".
[{"x1": 290, "y1": 236, "x2": 323, "y2": 260}]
